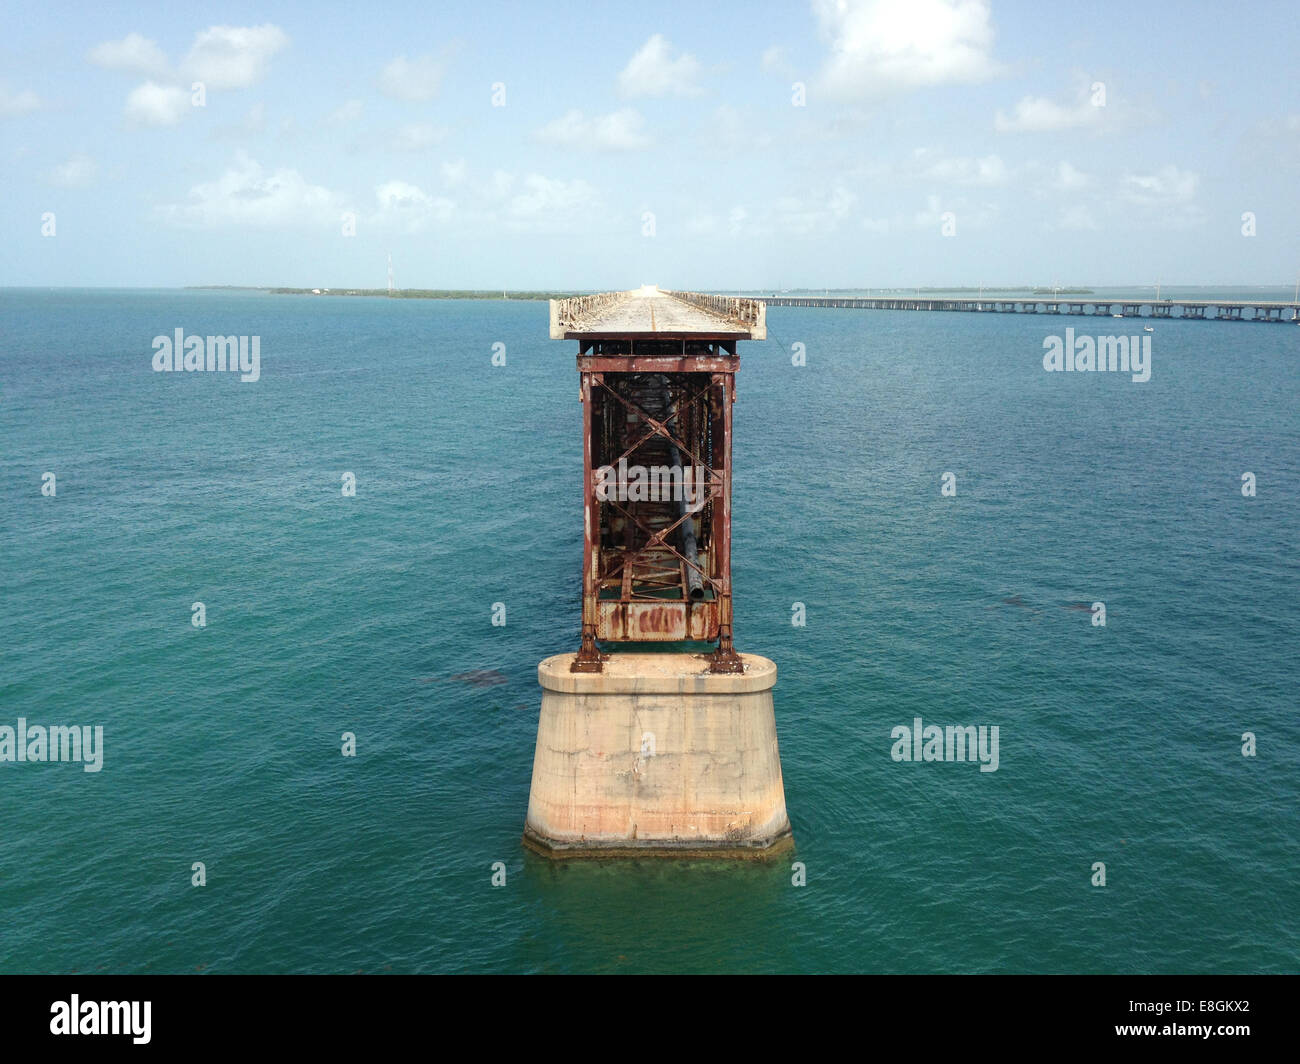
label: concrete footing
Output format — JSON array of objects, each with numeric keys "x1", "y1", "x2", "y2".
[{"x1": 523, "y1": 652, "x2": 792, "y2": 858}]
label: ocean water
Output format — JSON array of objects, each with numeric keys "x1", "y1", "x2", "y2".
[{"x1": 1, "y1": 288, "x2": 1296, "y2": 974}]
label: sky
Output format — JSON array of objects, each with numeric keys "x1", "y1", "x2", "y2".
[{"x1": 2, "y1": 0, "x2": 1298, "y2": 290}]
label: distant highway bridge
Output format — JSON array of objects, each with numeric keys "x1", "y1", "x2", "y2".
[{"x1": 763, "y1": 295, "x2": 1300, "y2": 322}]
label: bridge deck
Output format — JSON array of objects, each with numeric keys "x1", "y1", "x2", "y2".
[{"x1": 550, "y1": 286, "x2": 766, "y2": 340}]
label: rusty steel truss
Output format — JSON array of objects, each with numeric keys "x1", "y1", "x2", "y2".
[{"x1": 550, "y1": 287, "x2": 767, "y2": 674}]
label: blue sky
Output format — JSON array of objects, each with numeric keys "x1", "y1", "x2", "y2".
[{"x1": 3, "y1": 0, "x2": 1298, "y2": 289}]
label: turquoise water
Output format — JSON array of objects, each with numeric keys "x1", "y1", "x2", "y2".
[{"x1": 2, "y1": 288, "x2": 1296, "y2": 973}]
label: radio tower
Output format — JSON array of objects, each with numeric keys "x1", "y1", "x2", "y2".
[{"x1": 387, "y1": 251, "x2": 394, "y2": 295}]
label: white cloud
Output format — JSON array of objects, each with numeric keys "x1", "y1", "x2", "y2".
[
  {"x1": 211, "y1": 102, "x2": 268, "y2": 139},
  {"x1": 1254, "y1": 113, "x2": 1300, "y2": 136},
  {"x1": 761, "y1": 45, "x2": 793, "y2": 77},
  {"x1": 504, "y1": 174, "x2": 601, "y2": 230},
  {"x1": 457, "y1": 169, "x2": 607, "y2": 232},
  {"x1": 690, "y1": 207, "x2": 752, "y2": 237},
  {"x1": 245, "y1": 101, "x2": 267, "y2": 131},
  {"x1": 617, "y1": 34, "x2": 702, "y2": 98},
  {"x1": 1118, "y1": 165, "x2": 1201, "y2": 228},
  {"x1": 125, "y1": 82, "x2": 192, "y2": 126},
  {"x1": 1053, "y1": 161, "x2": 1089, "y2": 190},
  {"x1": 90, "y1": 25, "x2": 288, "y2": 127},
  {"x1": 0, "y1": 85, "x2": 42, "y2": 117},
  {"x1": 709, "y1": 104, "x2": 773, "y2": 151},
  {"x1": 379, "y1": 54, "x2": 446, "y2": 102},
  {"x1": 375, "y1": 180, "x2": 432, "y2": 210},
  {"x1": 91, "y1": 25, "x2": 287, "y2": 89},
  {"x1": 1053, "y1": 204, "x2": 1097, "y2": 230},
  {"x1": 441, "y1": 158, "x2": 467, "y2": 186},
  {"x1": 995, "y1": 93, "x2": 1102, "y2": 133},
  {"x1": 1121, "y1": 165, "x2": 1197, "y2": 206},
  {"x1": 830, "y1": 186, "x2": 858, "y2": 217},
  {"x1": 0, "y1": 88, "x2": 40, "y2": 117},
  {"x1": 509, "y1": 175, "x2": 595, "y2": 216},
  {"x1": 184, "y1": 24, "x2": 289, "y2": 90},
  {"x1": 912, "y1": 192, "x2": 996, "y2": 230},
  {"x1": 692, "y1": 187, "x2": 857, "y2": 239},
  {"x1": 49, "y1": 153, "x2": 97, "y2": 187},
  {"x1": 329, "y1": 99, "x2": 363, "y2": 124},
  {"x1": 686, "y1": 212, "x2": 720, "y2": 235},
  {"x1": 156, "y1": 153, "x2": 340, "y2": 227},
  {"x1": 772, "y1": 186, "x2": 858, "y2": 235},
  {"x1": 389, "y1": 122, "x2": 447, "y2": 152},
  {"x1": 535, "y1": 108, "x2": 652, "y2": 151},
  {"x1": 814, "y1": 0, "x2": 1003, "y2": 100},
  {"x1": 88, "y1": 32, "x2": 171, "y2": 78},
  {"x1": 373, "y1": 180, "x2": 455, "y2": 230},
  {"x1": 914, "y1": 149, "x2": 1010, "y2": 186}
]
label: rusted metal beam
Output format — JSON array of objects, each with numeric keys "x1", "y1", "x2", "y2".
[
  {"x1": 578, "y1": 356, "x2": 740, "y2": 374},
  {"x1": 564, "y1": 331, "x2": 749, "y2": 341}
]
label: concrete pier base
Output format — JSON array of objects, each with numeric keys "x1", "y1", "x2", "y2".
[{"x1": 523, "y1": 652, "x2": 792, "y2": 858}]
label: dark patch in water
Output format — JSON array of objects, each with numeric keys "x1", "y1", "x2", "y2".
[
  {"x1": 416, "y1": 670, "x2": 509, "y2": 687},
  {"x1": 986, "y1": 594, "x2": 1039, "y2": 616},
  {"x1": 449, "y1": 669, "x2": 510, "y2": 688}
]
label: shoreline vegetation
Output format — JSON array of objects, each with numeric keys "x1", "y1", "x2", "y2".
[{"x1": 188, "y1": 286, "x2": 576, "y2": 300}]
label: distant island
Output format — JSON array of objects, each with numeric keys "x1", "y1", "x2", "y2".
[{"x1": 187, "y1": 286, "x2": 581, "y2": 300}]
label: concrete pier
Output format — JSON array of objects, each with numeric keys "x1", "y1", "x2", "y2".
[{"x1": 523, "y1": 652, "x2": 792, "y2": 858}]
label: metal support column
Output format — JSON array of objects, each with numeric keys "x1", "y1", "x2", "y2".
[
  {"x1": 572, "y1": 370, "x2": 605, "y2": 672},
  {"x1": 708, "y1": 371, "x2": 743, "y2": 674}
]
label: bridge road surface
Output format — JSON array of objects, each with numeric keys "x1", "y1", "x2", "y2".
[{"x1": 571, "y1": 289, "x2": 756, "y2": 336}]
